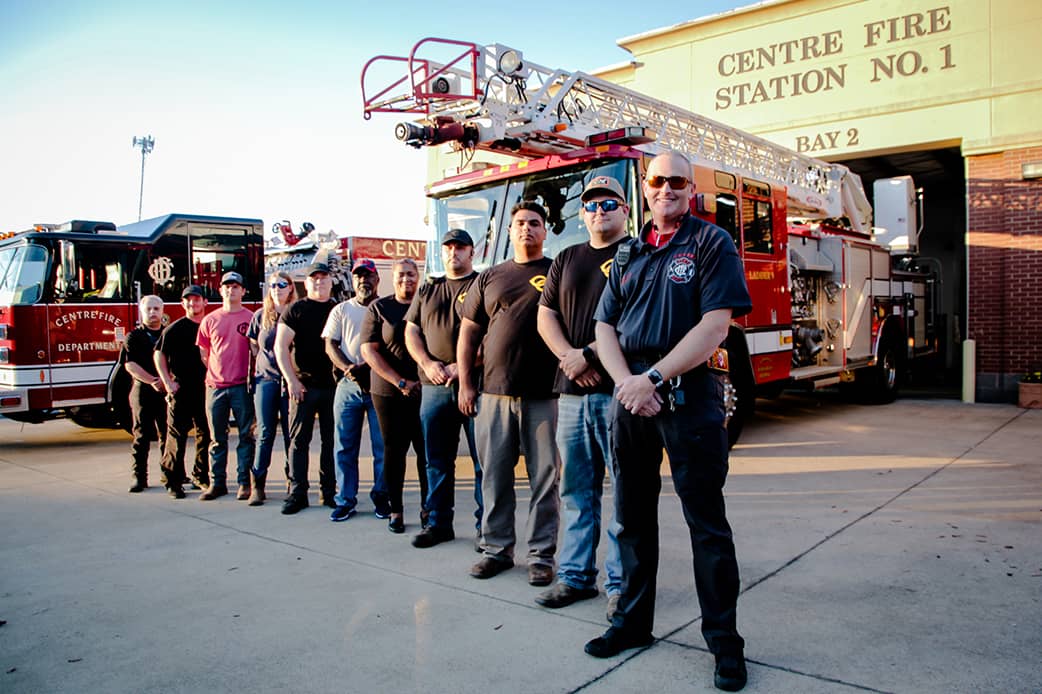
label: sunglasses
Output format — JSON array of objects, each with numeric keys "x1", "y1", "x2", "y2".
[
  {"x1": 269, "y1": 280, "x2": 290, "y2": 289},
  {"x1": 645, "y1": 175, "x2": 690, "y2": 190},
  {"x1": 583, "y1": 199, "x2": 621, "y2": 213}
]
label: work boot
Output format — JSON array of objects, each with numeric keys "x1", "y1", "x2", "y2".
[
  {"x1": 199, "y1": 484, "x2": 228, "y2": 501},
  {"x1": 248, "y1": 473, "x2": 266, "y2": 507},
  {"x1": 236, "y1": 481, "x2": 252, "y2": 501}
]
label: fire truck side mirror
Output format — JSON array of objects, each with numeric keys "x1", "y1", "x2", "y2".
[{"x1": 696, "y1": 193, "x2": 717, "y2": 214}]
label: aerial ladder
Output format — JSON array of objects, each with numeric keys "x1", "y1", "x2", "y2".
[{"x1": 361, "y1": 37, "x2": 873, "y2": 233}]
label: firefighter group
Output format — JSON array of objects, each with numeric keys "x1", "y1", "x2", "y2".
[{"x1": 118, "y1": 153, "x2": 752, "y2": 692}]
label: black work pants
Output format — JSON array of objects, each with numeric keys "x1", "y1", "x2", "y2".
[
  {"x1": 287, "y1": 383, "x2": 334, "y2": 501},
  {"x1": 129, "y1": 381, "x2": 167, "y2": 482},
  {"x1": 161, "y1": 386, "x2": 211, "y2": 488},
  {"x1": 610, "y1": 373, "x2": 744, "y2": 657},
  {"x1": 372, "y1": 392, "x2": 428, "y2": 516}
]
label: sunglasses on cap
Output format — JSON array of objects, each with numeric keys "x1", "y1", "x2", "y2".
[
  {"x1": 269, "y1": 280, "x2": 290, "y2": 289},
  {"x1": 645, "y1": 175, "x2": 691, "y2": 190},
  {"x1": 582, "y1": 199, "x2": 621, "y2": 213}
]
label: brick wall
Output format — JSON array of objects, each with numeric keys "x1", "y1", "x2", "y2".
[{"x1": 967, "y1": 146, "x2": 1042, "y2": 402}]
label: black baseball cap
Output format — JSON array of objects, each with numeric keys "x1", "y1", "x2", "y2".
[
  {"x1": 442, "y1": 229, "x2": 474, "y2": 246},
  {"x1": 306, "y1": 262, "x2": 331, "y2": 276},
  {"x1": 181, "y1": 284, "x2": 205, "y2": 299}
]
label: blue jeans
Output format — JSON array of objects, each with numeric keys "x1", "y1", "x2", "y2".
[
  {"x1": 420, "y1": 384, "x2": 483, "y2": 530},
  {"x1": 333, "y1": 378, "x2": 386, "y2": 510},
  {"x1": 252, "y1": 376, "x2": 289, "y2": 479},
  {"x1": 206, "y1": 384, "x2": 257, "y2": 487},
  {"x1": 556, "y1": 393, "x2": 622, "y2": 594}
]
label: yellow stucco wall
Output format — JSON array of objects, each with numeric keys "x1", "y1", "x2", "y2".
[
  {"x1": 613, "y1": 0, "x2": 1042, "y2": 157},
  {"x1": 424, "y1": 0, "x2": 1042, "y2": 188}
]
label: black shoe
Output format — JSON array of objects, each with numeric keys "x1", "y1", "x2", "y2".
[
  {"x1": 128, "y1": 481, "x2": 148, "y2": 493},
  {"x1": 167, "y1": 486, "x2": 186, "y2": 499},
  {"x1": 388, "y1": 516, "x2": 405, "y2": 534},
  {"x1": 584, "y1": 627, "x2": 654, "y2": 658},
  {"x1": 714, "y1": 653, "x2": 747, "y2": 692},
  {"x1": 281, "y1": 496, "x2": 309, "y2": 515},
  {"x1": 470, "y1": 556, "x2": 513, "y2": 579},
  {"x1": 319, "y1": 494, "x2": 337, "y2": 509},
  {"x1": 411, "y1": 525, "x2": 454, "y2": 548},
  {"x1": 536, "y1": 582, "x2": 598, "y2": 608},
  {"x1": 199, "y1": 485, "x2": 228, "y2": 501},
  {"x1": 528, "y1": 564, "x2": 554, "y2": 587},
  {"x1": 329, "y1": 505, "x2": 356, "y2": 522}
]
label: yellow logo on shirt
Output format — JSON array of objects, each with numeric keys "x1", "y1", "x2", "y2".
[
  {"x1": 529, "y1": 275, "x2": 547, "y2": 292},
  {"x1": 600, "y1": 258, "x2": 613, "y2": 278},
  {"x1": 457, "y1": 290, "x2": 467, "y2": 303}
]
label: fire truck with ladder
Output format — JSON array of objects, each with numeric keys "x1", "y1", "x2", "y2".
[
  {"x1": 361, "y1": 38, "x2": 939, "y2": 446},
  {"x1": 0, "y1": 214, "x2": 264, "y2": 429}
]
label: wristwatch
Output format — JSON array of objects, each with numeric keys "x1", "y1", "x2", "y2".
[
  {"x1": 644, "y1": 368, "x2": 664, "y2": 388},
  {"x1": 397, "y1": 378, "x2": 407, "y2": 390}
]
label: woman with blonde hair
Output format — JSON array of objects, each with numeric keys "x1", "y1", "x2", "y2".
[{"x1": 246, "y1": 270, "x2": 298, "y2": 505}]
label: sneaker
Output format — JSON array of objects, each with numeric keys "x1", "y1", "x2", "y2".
[
  {"x1": 373, "y1": 500, "x2": 392, "y2": 519},
  {"x1": 528, "y1": 564, "x2": 554, "y2": 587},
  {"x1": 583, "y1": 627, "x2": 655, "y2": 658},
  {"x1": 535, "y1": 583, "x2": 598, "y2": 608},
  {"x1": 167, "y1": 486, "x2": 186, "y2": 500},
  {"x1": 330, "y1": 505, "x2": 356, "y2": 522},
  {"x1": 469, "y1": 556, "x2": 513, "y2": 579},
  {"x1": 411, "y1": 525, "x2": 454, "y2": 548},
  {"x1": 606, "y1": 594, "x2": 621, "y2": 623},
  {"x1": 714, "y1": 653, "x2": 747, "y2": 692},
  {"x1": 281, "y1": 496, "x2": 309, "y2": 515},
  {"x1": 199, "y1": 485, "x2": 228, "y2": 501}
]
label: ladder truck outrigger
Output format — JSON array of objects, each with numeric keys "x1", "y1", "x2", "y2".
[{"x1": 361, "y1": 38, "x2": 939, "y2": 447}]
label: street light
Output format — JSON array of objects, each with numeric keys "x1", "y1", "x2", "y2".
[{"x1": 131, "y1": 135, "x2": 155, "y2": 221}]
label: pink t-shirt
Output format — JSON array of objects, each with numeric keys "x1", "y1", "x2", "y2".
[{"x1": 196, "y1": 307, "x2": 253, "y2": 388}]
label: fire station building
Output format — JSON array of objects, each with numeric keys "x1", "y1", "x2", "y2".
[{"x1": 594, "y1": 0, "x2": 1041, "y2": 402}]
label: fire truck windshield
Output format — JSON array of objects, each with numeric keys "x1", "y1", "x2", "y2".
[
  {"x1": 427, "y1": 159, "x2": 636, "y2": 274},
  {"x1": 0, "y1": 243, "x2": 48, "y2": 305}
]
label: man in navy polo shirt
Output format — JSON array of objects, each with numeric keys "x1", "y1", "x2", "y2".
[{"x1": 586, "y1": 151, "x2": 752, "y2": 693}]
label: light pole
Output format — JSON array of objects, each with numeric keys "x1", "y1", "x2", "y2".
[{"x1": 131, "y1": 135, "x2": 155, "y2": 221}]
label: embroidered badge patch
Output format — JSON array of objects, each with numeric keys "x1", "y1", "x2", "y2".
[{"x1": 667, "y1": 256, "x2": 696, "y2": 284}]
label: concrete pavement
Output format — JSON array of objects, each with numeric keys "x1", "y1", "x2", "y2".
[{"x1": 1, "y1": 395, "x2": 1039, "y2": 693}]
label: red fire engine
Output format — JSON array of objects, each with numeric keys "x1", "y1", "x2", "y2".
[
  {"x1": 264, "y1": 230, "x2": 427, "y2": 301},
  {"x1": 362, "y1": 38, "x2": 939, "y2": 446},
  {"x1": 0, "y1": 214, "x2": 264, "y2": 428}
]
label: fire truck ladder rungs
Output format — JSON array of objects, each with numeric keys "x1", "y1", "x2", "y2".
[{"x1": 361, "y1": 39, "x2": 872, "y2": 232}]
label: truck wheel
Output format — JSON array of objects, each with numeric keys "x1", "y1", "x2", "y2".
[
  {"x1": 68, "y1": 404, "x2": 119, "y2": 429},
  {"x1": 859, "y1": 335, "x2": 901, "y2": 404}
]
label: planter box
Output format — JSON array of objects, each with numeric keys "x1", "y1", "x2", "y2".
[{"x1": 1018, "y1": 381, "x2": 1042, "y2": 409}]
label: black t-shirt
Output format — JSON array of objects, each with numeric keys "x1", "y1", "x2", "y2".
[
  {"x1": 460, "y1": 257, "x2": 557, "y2": 399},
  {"x1": 404, "y1": 272, "x2": 477, "y2": 385},
  {"x1": 595, "y1": 214, "x2": 752, "y2": 356},
  {"x1": 156, "y1": 317, "x2": 205, "y2": 391},
  {"x1": 361, "y1": 295, "x2": 417, "y2": 397},
  {"x1": 120, "y1": 325, "x2": 162, "y2": 378},
  {"x1": 540, "y1": 239, "x2": 625, "y2": 396},
  {"x1": 280, "y1": 297, "x2": 336, "y2": 388}
]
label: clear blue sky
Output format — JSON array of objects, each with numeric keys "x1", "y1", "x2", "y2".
[{"x1": 1, "y1": 0, "x2": 749, "y2": 239}]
